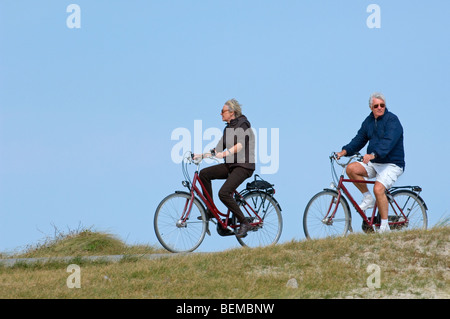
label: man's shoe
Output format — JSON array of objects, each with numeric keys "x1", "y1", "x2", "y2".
[
  {"x1": 359, "y1": 195, "x2": 375, "y2": 211},
  {"x1": 236, "y1": 223, "x2": 252, "y2": 238},
  {"x1": 377, "y1": 224, "x2": 391, "y2": 234}
]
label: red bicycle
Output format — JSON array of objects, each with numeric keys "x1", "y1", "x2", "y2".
[
  {"x1": 303, "y1": 152, "x2": 428, "y2": 239},
  {"x1": 154, "y1": 152, "x2": 282, "y2": 253}
]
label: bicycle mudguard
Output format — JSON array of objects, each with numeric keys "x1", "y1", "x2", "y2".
[
  {"x1": 174, "y1": 191, "x2": 207, "y2": 213},
  {"x1": 389, "y1": 189, "x2": 428, "y2": 211},
  {"x1": 389, "y1": 185, "x2": 422, "y2": 192}
]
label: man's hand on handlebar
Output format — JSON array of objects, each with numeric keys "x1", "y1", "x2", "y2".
[
  {"x1": 334, "y1": 150, "x2": 368, "y2": 163},
  {"x1": 335, "y1": 150, "x2": 347, "y2": 160}
]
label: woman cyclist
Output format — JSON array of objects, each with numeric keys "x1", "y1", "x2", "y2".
[{"x1": 194, "y1": 99, "x2": 255, "y2": 238}]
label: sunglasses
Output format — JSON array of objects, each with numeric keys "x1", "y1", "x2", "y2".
[{"x1": 373, "y1": 103, "x2": 385, "y2": 109}]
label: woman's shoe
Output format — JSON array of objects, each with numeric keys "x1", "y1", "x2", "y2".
[{"x1": 236, "y1": 223, "x2": 251, "y2": 238}]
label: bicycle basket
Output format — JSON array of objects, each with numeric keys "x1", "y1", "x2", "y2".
[{"x1": 246, "y1": 175, "x2": 274, "y2": 194}]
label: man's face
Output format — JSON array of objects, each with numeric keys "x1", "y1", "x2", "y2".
[{"x1": 371, "y1": 97, "x2": 386, "y2": 119}]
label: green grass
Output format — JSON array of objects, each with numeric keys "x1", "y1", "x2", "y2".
[{"x1": 0, "y1": 226, "x2": 448, "y2": 299}]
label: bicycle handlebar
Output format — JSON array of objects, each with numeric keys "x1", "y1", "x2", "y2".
[
  {"x1": 328, "y1": 152, "x2": 363, "y2": 186},
  {"x1": 330, "y1": 152, "x2": 363, "y2": 168},
  {"x1": 185, "y1": 151, "x2": 220, "y2": 165},
  {"x1": 182, "y1": 151, "x2": 220, "y2": 184}
]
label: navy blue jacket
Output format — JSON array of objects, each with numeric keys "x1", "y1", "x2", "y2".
[{"x1": 342, "y1": 109, "x2": 405, "y2": 169}]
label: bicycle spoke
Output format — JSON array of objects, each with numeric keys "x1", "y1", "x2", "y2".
[
  {"x1": 303, "y1": 190, "x2": 351, "y2": 239},
  {"x1": 236, "y1": 192, "x2": 282, "y2": 248},
  {"x1": 154, "y1": 193, "x2": 207, "y2": 253},
  {"x1": 391, "y1": 190, "x2": 427, "y2": 230}
]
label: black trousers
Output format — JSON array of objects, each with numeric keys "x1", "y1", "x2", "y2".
[{"x1": 199, "y1": 164, "x2": 253, "y2": 224}]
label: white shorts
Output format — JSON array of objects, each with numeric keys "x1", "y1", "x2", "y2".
[{"x1": 358, "y1": 162, "x2": 404, "y2": 190}]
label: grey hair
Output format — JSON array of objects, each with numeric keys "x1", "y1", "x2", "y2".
[
  {"x1": 369, "y1": 92, "x2": 386, "y2": 107},
  {"x1": 224, "y1": 98, "x2": 242, "y2": 117},
  {"x1": 369, "y1": 92, "x2": 386, "y2": 108}
]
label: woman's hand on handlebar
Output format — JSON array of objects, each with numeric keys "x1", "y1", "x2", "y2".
[
  {"x1": 192, "y1": 153, "x2": 212, "y2": 160},
  {"x1": 192, "y1": 151, "x2": 217, "y2": 161}
]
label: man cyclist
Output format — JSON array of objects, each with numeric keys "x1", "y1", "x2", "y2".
[
  {"x1": 194, "y1": 99, "x2": 255, "y2": 238},
  {"x1": 335, "y1": 92, "x2": 405, "y2": 233}
]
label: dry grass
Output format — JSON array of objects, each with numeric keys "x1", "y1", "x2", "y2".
[
  {"x1": 13, "y1": 226, "x2": 163, "y2": 258},
  {"x1": 0, "y1": 226, "x2": 448, "y2": 299}
]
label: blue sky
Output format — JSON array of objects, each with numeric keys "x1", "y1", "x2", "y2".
[{"x1": 1, "y1": 1, "x2": 449, "y2": 253}]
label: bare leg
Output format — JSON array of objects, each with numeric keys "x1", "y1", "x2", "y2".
[
  {"x1": 346, "y1": 162, "x2": 369, "y2": 194},
  {"x1": 374, "y1": 181, "x2": 388, "y2": 219}
]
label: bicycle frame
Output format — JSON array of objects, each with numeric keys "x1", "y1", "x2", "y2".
[
  {"x1": 180, "y1": 158, "x2": 263, "y2": 233},
  {"x1": 329, "y1": 155, "x2": 410, "y2": 229},
  {"x1": 336, "y1": 177, "x2": 405, "y2": 228}
]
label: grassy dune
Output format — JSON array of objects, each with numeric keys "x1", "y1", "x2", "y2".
[{"x1": 0, "y1": 226, "x2": 448, "y2": 299}]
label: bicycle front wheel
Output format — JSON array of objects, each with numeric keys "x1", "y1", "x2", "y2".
[
  {"x1": 154, "y1": 192, "x2": 207, "y2": 253},
  {"x1": 236, "y1": 192, "x2": 282, "y2": 248},
  {"x1": 303, "y1": 190, "x2": 351, "y2": 240}
]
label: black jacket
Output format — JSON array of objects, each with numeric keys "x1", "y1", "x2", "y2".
[{"x1": 215, "y1": 115, "x2": 255, "y2": 171}]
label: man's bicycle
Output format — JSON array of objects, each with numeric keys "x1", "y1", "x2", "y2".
[
  {"x1": 303, "y1": 152, "x2": 428, "y2": 239},
  {"x1": 154, "y1": 152, "x2": 283, "y2": 253}
]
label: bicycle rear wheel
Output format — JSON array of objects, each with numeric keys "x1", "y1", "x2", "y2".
[
  {"x1": 390, "y1": 190, "x2": 427, "y2": 230},
  {"x1": 303, "y1": 190, "x2": 351, "y2": 239},
  {"x1": 236, "y1": 192, "x2": 282, "y2": 248},
  {"x1": 154, "y1": 192, "x2": 207, "y2": 253}
]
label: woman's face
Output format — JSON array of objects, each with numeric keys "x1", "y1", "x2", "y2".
[{"x1": 221, "y1": 105, "x2": 235, "y2": 123}]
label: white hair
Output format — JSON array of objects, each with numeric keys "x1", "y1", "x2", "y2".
[
  {"x1": 225, "y1": 98, "x2": 242, "y2": 117},
  {"x1": 369, "y1": 92, "x2": 386, "y2": 107}
]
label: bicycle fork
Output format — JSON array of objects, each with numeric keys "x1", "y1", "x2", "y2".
[
  {"x1": 322, "y1": 192, "x2": 342, "y2": 225},
  {"x1": 175, "y1": 188, "x2": 209, "y2": 227},
  {"x1": 176, "y1": 196, "x2": 193, "y2": 228}
]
